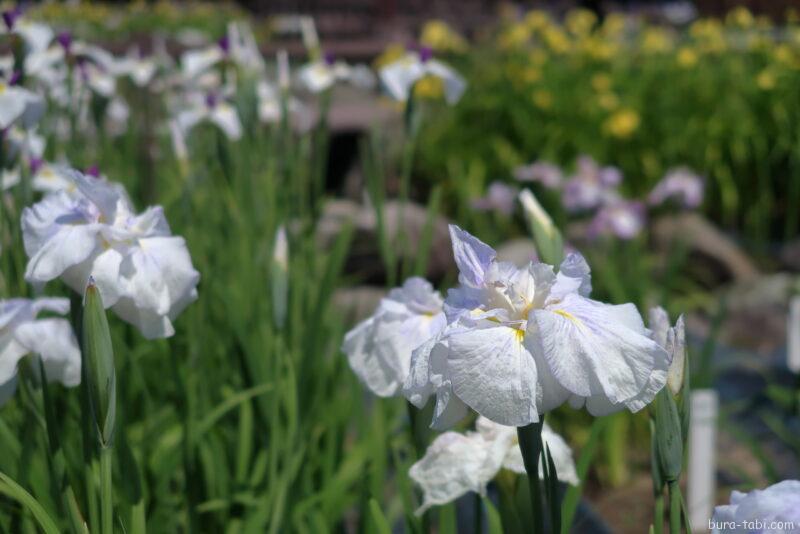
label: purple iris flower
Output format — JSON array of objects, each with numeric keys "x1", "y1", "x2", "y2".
[
  {"x1": 29, "y1": 157, "x2": 43, "y2": 174},
  {"x1": 588, "y1": 199, "x2": 645, "y2": 240},
  {"x1": 471, "y1": 181, "x2": 519, "y2": 216},
  {"x1": 513, "y1": 161, "x2": 563, "y2": 189},
  {"x1": 648, "y1": 168, "x2": 704, "y2": 209},
  {"x1": 2, "y1": 7, "x2": 22, "y2": 31},
  {"x1": 85, "y1": 165, "x2": 100, "y2": 178},
  {"x1": 205, "y1": 92, "x2": 219, "y2": 109},
  {"x1": 218, "y1": 35, "x2": 230, "y2": 55},
  {"x1": 561, "y1": 155, "x2": 623, "y2": 212},
  {"x1": 418, "y1": 45, "x2": 433, "y2": 63},
  {"x1": 57, "y1": 31, "x2": 72, "y2": 52}
]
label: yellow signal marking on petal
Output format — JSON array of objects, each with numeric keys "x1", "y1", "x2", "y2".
[
  {"x1": 0, "y1": 83, "x2": 6, "y2": 94},
  {"x1": 514, "y1": 328, "x2": 525, "y2": 343},
  {"x1": 553, "y1": 309, "x2": 583, "y2": 328}
]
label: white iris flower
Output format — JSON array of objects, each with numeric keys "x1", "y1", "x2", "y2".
[
  {"x1": 379, "y1": 47, "x2": 466, "y2": 104},
  {"x1": 0, "y1": 298, "x2": 80, "y2": 406},
  {"x1": 410, "y1": 416, "x2": 578, "y2": 514},
  {"x1": 404, "y1": 225, "x2": 670, "y2": 428},
  {"x1": 342, "y1": 277, "x2": 446, "y2": 398},
  {"x1": 22, "y1": 169, "x2": 200, "y2": 339}
]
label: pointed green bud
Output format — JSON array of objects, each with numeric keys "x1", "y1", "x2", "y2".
[
  {"x1": 271, "y1": 225, "x2": 289, "y2": 329},
  {"x1": 654, "y1": 387, "x2": 683, "y2": 482},
  {"x1": 518, "y1": 189, "x2": 564, "y2": 266},
  {"x1": 82, "y1": 278, "x2": 116, "y2": 447}
]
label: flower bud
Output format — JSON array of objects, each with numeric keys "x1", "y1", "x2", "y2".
[
  {"x1": 82, "y1": 278, "x2": 116, "y2": 447},
  {"x1": 271, "y1": 226, "x2": 289, "y2": 328},
  {"x1": 518, "y1": 188, "x2": 564, "y2": 265}
]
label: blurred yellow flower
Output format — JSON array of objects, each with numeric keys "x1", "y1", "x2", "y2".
[
  {"x1": 525, "y1": 10, "x2": 551, "y2": 32},
  {"x1": 522, "y1": 67, "x2": 542, "y2": 84},
  {"x1": 591, "y1": 73, "x2": 612, "y2": 92},
  {"x1": 374, "y1": 44, "x2": 406, "y2": 69},
  {"x1": 421, "y1": 20, "x2": 468, "y2": 53},
  {"x1": 542, "y1": 27, "x2": 571, "y2": 54},
  {"x1": 676, "y1": 47, "x2": 698, "y2": 68},
  {"x1": 598, "y1": 92, "x2": 619, "y2": 111},
  {"x1": 726, "y1": 7, "x2": 754, "y2": 28},
  {"x1": 499, "y1": 23, "x2": 532, "y2": 50},
  {"x1": 529, "y1": 49, "x2": 549, "y2": 66},
  {"x1": 413, "y1": 75, "x2": 445, "y2": 100},
  {"x1": 565, "y1": 8, "x2": 597, "y2": 37},
  {"x1": 602, "y1": 13, "x2": 626, "y2": 37},
  {"x1": 604, "y1": 108, "x2": 640, "y2": 139},
  {"x1": 756, "y1": 69, "x2": 776, "y2": 90},
  {"x1": 641, "y1": 27, "x2": 674, "y2": 54},
  {"x1": 774, "y1": 44, "x2": 793, "y2": 65},
  {"x1": 532, "y1": 89, "x2": 553, "y2": 110},
  {"x1": 581, "y1": 37, "x2": 617, "y2": 60}
]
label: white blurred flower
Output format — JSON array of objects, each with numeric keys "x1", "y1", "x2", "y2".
[
  {"x1": 1, "y1": 9, "x2": 54, "y2": 53},
  {"x1": 29, "y1": 158, "x2": 76, "y2": 194},
  {"x1": 22, "y1": 169, "x2": 200, "y2": 339},
  {"x1": 587, "y1": 199, "x2": 646, "y2": 240},
  {"x1": 181, "y1": 22, "x2": 264, "y2": 80},
  {"x1": 711, "y1": 480, "x2": 800, "y2": 533},
  {"x1": 405, "y1": 225, "x2": 670, "y2": 428},
  {"x1": 176, "y1": 91, "x2": 242, "y2": 141},
  {"x1": 648, "y1": 307, "x2": 685, "y2": 396},
  {"x1": 0, "y1": 297, "x2": 80, "y2": 405},
  {"x1": 298, "y1": 54, "x2": 375, "y2": 93},
  {"x1": 343, "y1": 277, "x2": 446, "y2": 397},
  {"x1": 379, "y1": 47, "x2": 466, "y2": 104},
  {"x1": 410, "y1": 416, "x2": 578, "y2": 514},
  {"x1": 0, "y1": 72, "x2": 45, "y2": 130},
  {"x1": 113, "y1": 49, "x2": 157, "y2": 87},
  {"x1": 2, "y1": 167, "x2": 20, "y2": 191}
]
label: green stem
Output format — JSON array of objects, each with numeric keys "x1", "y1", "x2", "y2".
[
  {"x1": 100, "y1": 446, "x2": 113, "y2": 534},
  {"x1": 668, "y1": 481, "x2": 681, "y2": 534},
  {"x1": 473, "y1": 491, "x2": 483, "y2": 534},
  {"x1": 517, "y1": 419, "x2": 545, "y2": 534},
  {"x1": 654, "y1": 493, "x2": 664, "y2": 534}
]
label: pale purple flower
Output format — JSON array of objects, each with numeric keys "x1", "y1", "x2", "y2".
[
  {"x1": 343, "y1": 277, "x2": 446, "y2": 397},
  {"x1": 648, "y1": 168, "x2": 704, "y2": 209},
  {"x1": 513, "y1": 161, "x2": 563, "y2": 189},
  {"x1": 588, "y1": 199, "x2": 646, "y2": 240},
  {"x1": 471, "y1": 181, "x2": 518, "y2": 216},
  {"x1": 403, "y1": 226, "x2": 670, "y2": 428},
  {"x1": 711, "y1": 480, "x2": 800, "y2": 533},
  {"x1": 562, "y1": 156, "x2": 622, "y2": 212}
]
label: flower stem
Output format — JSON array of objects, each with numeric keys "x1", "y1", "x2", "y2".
[
  {"x1": 100, "y1": 445, "x2": 113, "y2": 534},
  {"x1": 654, "y1": 493, "x2": 664, "y2": 534},
  {"x1": 668, "y1": 480, "x2": 681, "y2": 534},
  {"x1": 517, "y1": 419, "x2": 545, "y2": 534}
]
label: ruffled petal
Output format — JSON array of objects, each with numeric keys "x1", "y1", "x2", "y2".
[
  {"x1": 533, "y1": 293, "x2": 668, "y2": 406},
  {"x1": 447, "y1": 324, "x2": 540, "y2": 426}
]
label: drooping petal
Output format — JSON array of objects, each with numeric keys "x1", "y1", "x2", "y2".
[
  {"x1": 425, "y1": 60, "x2": 467, "y2": 104},
  {"x1": 379, "y1": 55, "x2": 424, "y2": 102},
  {"x1": 210, "y1": 103, "x2": 242, "y2": 141},
  {"x1": 24, "y1": 224, "x2": 100, "y2": 283},
  {"x1": 409, "y1": 431, "x2": 489, "y2": 515},
  {"x1": 533, "y1": 293, "x2": 668, "y2": 407},
  {"x1": 14, "y1": 319, "x2": 81, "y2": 387},
  {"x1": 447, "y1": 324, "x2": 540, "y2": 426}
]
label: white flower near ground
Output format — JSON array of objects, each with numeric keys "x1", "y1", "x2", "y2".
[
  {"x1": 711, "y1": 480, "x2": 800, "y2": 534},
  {"x1": 379, "y1": 47, "x2": 466, "y2": 104},
  {"x1": 22, "y1": 169, "x2": 200, "y2": 339},
  {"x1": 0, "y1": 298, "x2": 80, "y2": 405},
  {"x1": 176, "y1": 92, "x2": 242, "y2": 141},
  {"x1": 410, "y1": 416, "x2": 578, "y2": 514},
  {"x1": 342, "y1": 277, "x2": 446, "y2": 397},
  {"x1": 648, "y1": 307, "x2": 686, "y2": 395},
  {"x1": 404, "y1": 225, "x2": 670, "y2": 428}
]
